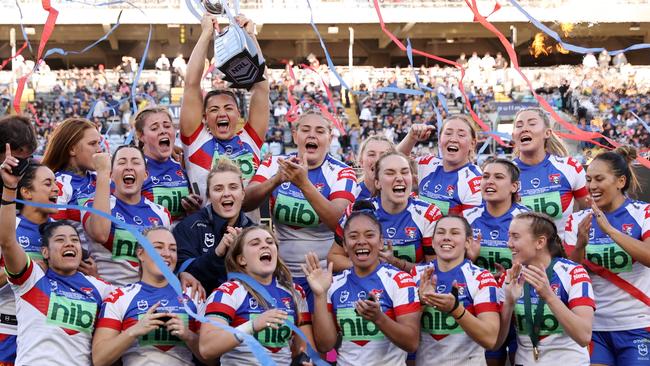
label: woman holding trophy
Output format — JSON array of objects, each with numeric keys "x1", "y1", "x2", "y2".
[{"x1": 180, "y1": 3, "x2": 270, "y2": 202}]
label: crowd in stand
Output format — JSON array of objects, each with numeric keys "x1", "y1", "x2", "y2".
[{"x1": 0, "y1": 12, "x2": 648, "y2": 366}]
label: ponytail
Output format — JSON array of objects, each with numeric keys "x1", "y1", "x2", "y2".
[
  {"x1": 515, "y1": 212, "x2": 566, "y2": 258},
  {"x1": 592, "y1": 146, "x2": 639, "y2": 194},
  {"x1": 513, "y1": 107, "x2": 569, "y2": 157}
]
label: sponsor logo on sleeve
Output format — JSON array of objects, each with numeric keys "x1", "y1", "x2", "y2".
[
  {"x1": 570, "y1": 266, "x2": 591, "y2": 285},
  {"x1": 477, "y1": 271, "x2": 497, "y2": 289},
  {"x1": 217, "y1": 282, "x2": 239, "y2": 296},
  {"x1": 337, "y1": 168, "x2": 357, "y2": 182},
  {"x1": 393, "y1": 272, "x2": 416, "y2": 288},
  {"x1": 468, "y1": 176, "x2": 481, "y2": 194}
]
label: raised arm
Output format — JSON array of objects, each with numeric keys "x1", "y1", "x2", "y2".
[
  {"x1": 0, "y1": 145, "x2": 28, "y2": 275},
  {"x1": 302, "y1": 253, "x2": 337, "y2": 353},
  {"x1": 82, "y1": 153, "x2": 112, "y2": 244},
  {"x1": 396, "y1": 124, "x2": 434, "y2": 156},
  {"x1": 180, "y1": 14, "x2": 216, "y2": 138},
  {"x1": 235, "y1": 15, "x2": 270, "y2": 140}
]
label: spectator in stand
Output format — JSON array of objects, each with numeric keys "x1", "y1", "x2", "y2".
[
  {"x1": 456, "y1": 52, "x2": 468, "y2": 67},
  {"x1": 582, "y1": 53, "x2": 598, "y2": 69},
  {"x1": 155, "y1": 53, "x2": 171, "y2": 71},
  {"x1": 598, "y1": 50, "x2": 611, "y2": 69},
  {"x1": 481, "y1": 52, "x2": 496, "y2": 71}
]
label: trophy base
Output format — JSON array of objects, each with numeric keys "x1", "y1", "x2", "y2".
[{"x1": 218, "y1": 52, "x2": 266, "y2": 90}]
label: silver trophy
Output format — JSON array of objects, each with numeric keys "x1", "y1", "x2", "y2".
[{"x1": 204, "y1": 0, "x2": 266, "y2": 90}]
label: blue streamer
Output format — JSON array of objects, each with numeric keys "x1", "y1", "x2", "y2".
[
  {"x1": 43, "y1": 12, "x2": 122, "y2": 60},
  {"x1": 131, "y1": 25, "x2": 153, "y2": 113},
  {"x1": 184, "y1": 0, "x2": 203, "y2": 21},
  {"x1": 631, "y1": 111, "x2": 650, "y2": 134},
  {"x1": 376, "y1": 87, "x2": 423, "y2": 96},
  {"x1": 509, "y1": 0, "x2": 650, "y2": 56},
  {"x1": 228, "y1": 273, "x2": 329, "y2": 366},
  {"x1": 478, "y1": 137, "x2": 492, "y2": 155},
  {"x1": 15, "y1": 0, "x2": 33, "y2": 53},
  {"x1": 304, "y1": 0, "x2": 352, "y2": 91},
  {"x1": 15, "y1": 199, "x2": 275, "y2": 366}
]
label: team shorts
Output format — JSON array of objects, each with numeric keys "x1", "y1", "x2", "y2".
[{"x1": 591, "y1": 327, "x2": 650, "y2": 365}]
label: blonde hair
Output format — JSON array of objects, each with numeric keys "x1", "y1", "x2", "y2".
[
  {"x1": 513, "y1": 107, "x2": 569, "y2": 157},
  {"x1": 134, "y1": 106, "x2": 174, "y2": 149},
  {"x1": 292, "y1": 111, "x2": 332, "y2": 132},
  {"x1": 206, "y1": 158, "x2": 243, "y2": 199},
  {"x1": 225, "y1": 226, "x2": 302, "y2": 323},
  {"x1": 439, "y1": 114, "x2": 479, "y2": 162}
]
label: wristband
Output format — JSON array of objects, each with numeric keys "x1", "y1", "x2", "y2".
[
  {"x1": 0, "y1": 199, "x2": 15, "y2": 206},
  {"x1": 449, "y1": 286, "x2": 460, "y2": 313},
  {"x1": 454, "y1": 308, "x2": 466, "y2": 320}
]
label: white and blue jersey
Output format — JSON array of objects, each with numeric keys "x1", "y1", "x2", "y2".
[
  {"x1": 97, "y1": 282, "x2": 200, "y2": 366},
  {"x1": 416, "y1": 155, "x2": 482, "y2": 216},
  {"x1": 564, "y1": 199, "x2": 650, "y2": 331},
  {"x1": 204, "y1": 278, "x2": 310, "y2": 366},
  {"x1": 252, "y1": 153, "x2": 357, "y2": 277},
  {"x1": 8, "y1": 256, "x2": 113, "y2": 366},
  {"x1": 142, "y1": 156, "x2": 190, "y2": 221},
  {"x1": 510, "y1": 258, "x2": 595, "y2": 365},
  {"x1": 356, "y1": 181, "x2": 373, "y2": 200},
  {"x1": 327, "y1": 263, "x2": 420, "y2": 366},
  {"x1": 514, "y1": 154, "x2": 587, "y2": 237},
  {"x1": 463, "y1": 203, "x2": 530, "y2": 273},
  {"x1": 411, "y1": 259, "x2": 500, "y2": 366},
  {"x1": 54, "y1": 170, "x2": 97, "y2": 222},
  {"x1": 182, "y1": 122, "x2": 263, "y2": 198},
  {"x1": 82, "y1": 196, "x2": 171, "y2": 286},
  {"x1": 336, "y1": 196, "x2": 442, "y2": 263},
  {"x1": 15, "y1": 215, "x2": 54, "y2": 261}
]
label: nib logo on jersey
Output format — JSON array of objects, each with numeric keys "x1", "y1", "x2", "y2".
[
  {"x1": 421, "y1": 306, "x2": 463, "y2": 337},
  {"x1": 152, "y1": 186, "x2": 190, "y2": 218},
  {"x1": 47, "y1": 294, "x2": 97, "y2": 334},
  {"x1": 514, "y1": 303, "x2": 564, "y2": 336},
  {"x1": 337, "y1": 308, "x2": 385, "y2": 343},
  {"x1": 475, "y1": 247, "x2": 512, "y2": 273},
  {"x1": 112, "y1": 230, "x2": 139, "y2": 264},
  {"x1": 139, "y1": 313, "x2": 188, "y2": 347},
  {"x1": 273, "y1": 194, "x2": 319, "y2": 228},
  {"x1": 250, "y1": 314, "x2": 293, "y2": 348},
  {"x1": 586, "y1": 243, "x2": 633, "y2": 273},
  {"x1": 520, "y1": 191, "x2": 562, "y2": 219}
]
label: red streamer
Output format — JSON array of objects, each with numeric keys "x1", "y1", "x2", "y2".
[
  {"x1": 0, "y1": 43, "x2": 28, "y2": 72},
  {"x1": 13, "y1": 0, "x2": 59, "y2": 115},
  {"x1": 465, "y1": 0, "x2": 650, "y2": 169},
  {"x1": 371, "y1": 0, "x2": 508, "y2": 147}
]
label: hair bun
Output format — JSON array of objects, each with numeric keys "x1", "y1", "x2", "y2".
[{"x1": 614, "y1": 146, "x2": 637, "y2": 164}]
